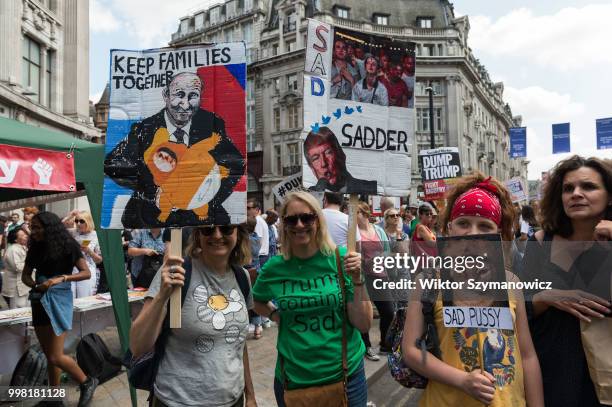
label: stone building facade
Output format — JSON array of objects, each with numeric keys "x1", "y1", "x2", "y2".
[
  {"x1": 0, "y1": 0, "x2": 97, "y2": 139},
  {"x1": 170, "y1": 0, "x2": 528, "y2": 208}
]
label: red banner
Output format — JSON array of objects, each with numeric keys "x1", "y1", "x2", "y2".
[{"x1": 0, "y1": 144, "x2": 76, "y2": 192}]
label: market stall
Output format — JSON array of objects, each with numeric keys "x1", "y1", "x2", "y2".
[{"x1": 0, "y1": 117, "x2": 131, "y2": 391}]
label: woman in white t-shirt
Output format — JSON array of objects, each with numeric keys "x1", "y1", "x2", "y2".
[{"x1": 63, "y1": 210, "x2": 102, "y2": 297}]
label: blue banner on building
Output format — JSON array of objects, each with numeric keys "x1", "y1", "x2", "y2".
[
  {"x1": 596, "y1": 117, "x2": 612, "y2": 150},
  {"x1": 509, "y1": 127, "x2": 527, "y2": 158},
  {"x1": 552, "y1": 123, "x2": 570, "y2": 154}
]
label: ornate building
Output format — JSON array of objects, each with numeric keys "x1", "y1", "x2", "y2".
[
  {"x1": 170, "y1": 0, "x2": 528, "y2": 208},
  {"x1": 0, "y1": 0, "x2": 98, "y2": 139}
]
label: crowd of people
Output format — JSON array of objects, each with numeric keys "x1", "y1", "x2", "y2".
[{"x1": 0, "y1": 154, "x2": 610, "y2": 407}]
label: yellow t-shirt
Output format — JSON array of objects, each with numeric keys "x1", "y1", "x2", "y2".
[{"x1": 419, "y1": 298, "x2": 525, "y2": 407}]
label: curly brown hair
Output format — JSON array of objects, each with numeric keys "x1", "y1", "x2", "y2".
[
  {"x1": 441, "y1": 172, "x2": 515, "y2": 241},
  {"x1": 540, "y1": 155, "x2": 612, "y2": 237}
]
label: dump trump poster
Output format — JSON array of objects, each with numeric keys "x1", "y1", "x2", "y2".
[
  {"x1": 102, "y1": 44, "x2": 247, "y2": 228},
  {"x1": 419, "y1": 147, "x2": 462, "y2": 200},
  {"x1": 301, "y1": 19, "x2": 415, "y2": 196}
]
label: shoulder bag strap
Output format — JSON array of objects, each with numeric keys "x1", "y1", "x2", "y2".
[{"x1": 334, "y1": 247, "x2": 349, "y2": 382}]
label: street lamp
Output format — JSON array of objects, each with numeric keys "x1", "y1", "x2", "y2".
[{"x1": 425, "y1": 82, "x2": 435, "y2": 149}]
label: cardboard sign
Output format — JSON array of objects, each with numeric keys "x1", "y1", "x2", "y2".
[
  {"x1": 370, "y1": 196, "x2": 401, "y2": 216},
  {"x1": 419, "y1": 147, "x2": 461, "y2": 182},
  {"x1": 505, "y1": 177, "x2": 527, "y2": 203},
  {"x1": 302, "y1": 20, "x2": 415, "y2": 196},
  {"x1": 0, "y1": 144, "x2": 76, "y2": 192},
  {"x1": 101, "y1": 43, "x2": 247, "y2": 229},
  {"x1": 443, "y1": 306, "x2": 514, "y2": 330}
]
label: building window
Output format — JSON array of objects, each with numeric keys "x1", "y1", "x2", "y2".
[
  {"x1": 243, "y1": 22, "x2": 253, "y2": 44},
  {"x1": 288, "y1": 143, "x2": 300, "y2": 167},
  {"x1": 195, "y1": 13, "x2": 205, "y2": 30},
  {"x1": 374, "y1": 14, "x2": 389, "y2": 25},
  {"x1": 247, "y1": 79, "x2": 254, "y2": 100},
  {"x1": 273, "y1": 77, "x2": 280, "y2": 93},
  {"x1": 288, "y1": 104, "x2": 299, "y2": 128},
  {"x1": 335, "y1": 6, "x2": 349, "y2": 19},
  {"x1": 416, "y1": 80, "x2": 443, "y2": 96},
  {"x1": 45, "y1": 51, "x2": 53, "y2": 107},
  {"x1": 247, "y1": 132, "x2": 256, "y2": 152},
  {"x1": 226, "y1": 0, "x2": 236, "y2": 19},
  {"x1": 422, "y1": 44, "x2": 435, "y2": 56},
  {"x1": 22, "y1": 36, "x2": 41, "y2": 103},
  {"x1": 274, "y1": 145, "x2": 282, "y2": 174},
  {"x1": 273, "y1": 107, "x2": 281, "y2": 131},
  {"x1": 244, "y1": 0, "x2": 253, "y2": 11},
  {"x1": 287, "y1": 73, "x2": 298, "y2": 91},
  {"x1": 417, "y1": 17, "x2": 433, "y2": 28},
  {"x1": 272, "y1": 43, "x2": 279, "y2": 56},
  {"x1": 247, "y1": 105, "x2": 255, "y2": 129},
  {"x1": 210, "y1": 7, "x2": 220, "y2": 25},
  {"x1": 416, "y1": 108, "x2": 443, "y2": 132},
  {"x1": 287, "y1": 40, "x2": 296, "y2": 52},
  {"x1": 180, "y1": 19, "x2": 189, "y2": 33}
]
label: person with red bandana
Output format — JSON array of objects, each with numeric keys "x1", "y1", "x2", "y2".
[{"x1": 402, "y1": 173, "x2": 544, "y2": 407}]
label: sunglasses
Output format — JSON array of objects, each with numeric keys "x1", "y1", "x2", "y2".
[
  {"x1": 247, "y1": 205, "x2": 257, "y2": 210},
  {"x1": 386, "y1": 214, "x2": 400, "y2": 218},
  {"x1": 198, "y1": 225, "x2": 237, "y2": 236},
  {"x1": 75, "y1": 219, "x2": 86, "y2": 224},
  {"x1": 283, "y1": 213, "x2": 318, "y2": 227}
]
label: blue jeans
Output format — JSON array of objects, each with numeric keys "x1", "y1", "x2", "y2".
[{"x1": 273, "y1": 359, "x2": 367, "y2": 407}]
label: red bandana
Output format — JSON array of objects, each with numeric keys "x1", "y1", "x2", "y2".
[{"x1": 450, "y1": 177, "x2": 502, "y2": 226}]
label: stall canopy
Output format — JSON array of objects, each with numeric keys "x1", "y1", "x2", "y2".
[{"x1": 0, "y1": 117, "x2": 131, "y2": 384}]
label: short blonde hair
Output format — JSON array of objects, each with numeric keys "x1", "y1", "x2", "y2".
[
  {"x1": 78, "y1": 211, "x2": 95, "y2": 233},
  {"x1": 186, "y1": 225, "x2": 251, "y2": 266},
  {"x1": 279, "y1": 191, "x2": 336, "y2": 260}
]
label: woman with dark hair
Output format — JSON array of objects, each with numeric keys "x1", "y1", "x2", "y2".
[
  {"x1": 411, "y1": 204, "x2": 438, "y2": 258},
  {"x1": 2, "y1": 228, "x2": 30, "y2": 309},
  {"x1": 21, "y1": 212, "x2": 98, "y2": 406},
  {"x1": 522, "y1": 155, "x2": 612, "y2": 407},
  {"x1": 519, "y1": 205, "x2": 539, "y2": 242},
  {"x1": 130, "y1": 224, "x2": 257, "y2": 407},
  {"x1": 403, "y1": 173, "x2": 544, "y2": 406}
]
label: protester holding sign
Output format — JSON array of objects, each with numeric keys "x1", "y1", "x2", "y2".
[
  {"x1": 522, "y1": 155, "x2": 612, "y2": 407},
  {"x1": 252, "y1": 191, "x2": 372, "y2": 406},
  {"x1": 402, "y1": 173, "x2": 544, "y2": 407},
  {"x1": 21, "y1": 212, "x2": 99, "y2": 406},
  {"x1": 130, "y1": 225, "x2": 257, "y2": 407}
]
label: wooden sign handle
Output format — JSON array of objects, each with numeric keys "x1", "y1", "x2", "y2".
[
  {"x1": 169, "y1": 228, "x2": 183, "y2": 329},
  {"x1": 347, "y1": 194, "x2": 359, "y2": 253}
]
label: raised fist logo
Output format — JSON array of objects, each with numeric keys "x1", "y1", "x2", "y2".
[{"x1": 32, "y1": 158, "x2": 53, "y2": 185}]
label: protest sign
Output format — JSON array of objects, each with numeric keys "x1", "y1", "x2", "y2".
[
  {"x1": 301, "y1": 20, "x2": 415, "y2": 196},
  {"x1": 552, "y1": 123, "x2": 570, "y2": 154},
  {"x1": 102, "y1": 43, "x2": 247, "y2": 229},
  {"x1": 0, "y1": 144, "x2": 76, "y2": 192},
  {"x1": 596, "y1": 117, "x2": 612, "y2": 150},
  {"x1": 272, "y1": 173, "x2": 323, "y2": 205},
  {"x1": 505, "y1": 177, "x2": 527, "y2": 203},
  {"x1": 528, "y1": 180, "x2": 541, "y2": 201},
  {"x1": 509, "y1": 127, "x2": 527, "y2": 158},
  {"x1": 418, "y1": 147, "x2": 461, "y2": 200},
  {"x1": 443, "y1": 306, "x2": 514, "y2": 330}
]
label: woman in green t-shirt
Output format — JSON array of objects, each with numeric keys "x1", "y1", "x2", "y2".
[{"x1": 252, "y1": 191, "x2": 373, "y2": 407}]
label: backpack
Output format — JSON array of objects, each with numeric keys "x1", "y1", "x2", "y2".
[
  {"x1": 76, "y1": 333, "x2": 122, "y2": 383},
  {"x1": 10, "y1": 344, "x2": 48, "y2": 387},
  {"x1": 134, "y1": 253, "x2": 164, "y2": 289},
  {"x1": 386, "y1": 268, "x2": 441, "y2": 389},
  {"x1": 123, "y1": 257, "x2": 251, "y2": 394}
]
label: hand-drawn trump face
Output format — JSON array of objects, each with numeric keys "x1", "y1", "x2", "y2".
[
  {"x1": 163, "y1": 72, "x2": 202, "y2": 127},
  {"x1": 304, "y1": 127, "x2": 347, "y2": 188}
]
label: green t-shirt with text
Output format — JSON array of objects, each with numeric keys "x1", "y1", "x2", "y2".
[{"x1": 252, "y1": 247, "x2": 366, "y2": 389}]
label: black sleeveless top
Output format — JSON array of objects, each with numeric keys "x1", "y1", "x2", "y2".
[{"x1": 522, "y1": 233, "x2": 609, "y2": 407}]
